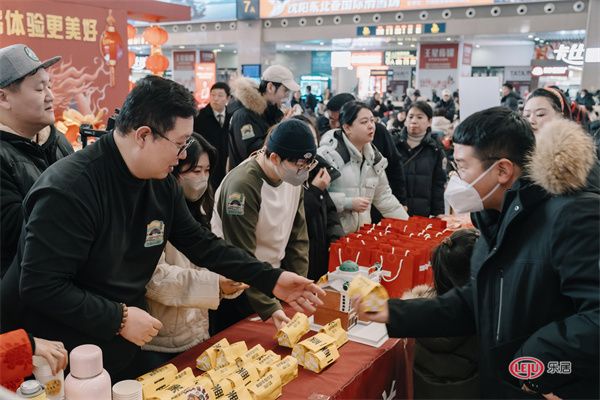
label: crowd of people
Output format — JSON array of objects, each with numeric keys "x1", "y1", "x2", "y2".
[{"x1": 1, "y1": 42, "x2": 598, "y2": 400}]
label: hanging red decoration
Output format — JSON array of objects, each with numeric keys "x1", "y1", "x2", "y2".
[
  {"x1": 142, "y1": 25, "x2": 168, "y2": 46},
  {"x1": 99, "y1": 9, "x2": 124, "y2": 87},
  {"x1": 127, "y1": 23, "x2": 136, "y2": 40},
  {"x1": 145, "y1": 53, "x2": 169, "y2": 75}
]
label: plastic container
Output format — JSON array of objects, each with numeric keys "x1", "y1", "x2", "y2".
[
  {"x1": 32, "y1": 356, "x2": 64, "y2": 400},
  {"x1": 64, "y1": 345, "x2": 111, "y2": 400}
]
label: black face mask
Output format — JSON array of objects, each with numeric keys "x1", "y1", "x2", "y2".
[{"x1": 264, "y1": 102, "x2": 283, "y2": 125}]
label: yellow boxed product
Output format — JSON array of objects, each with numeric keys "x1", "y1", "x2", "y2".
[
  {"x1": 204, "y1": 364, "x2": 238, "y2": 386},
  {"x1": 137, "y1": 363, "x2": 178, "y2": 399},
  {"x1": 291, "y1": 332, "x2": 336, "y2": 367},
  {"x1": 274, "y1": 313, "x2": 309, "y2": 348},
  {"x1": 319, "y1": 319, "x2": 348, "y2": 348},
  {"x1": 170, "y1": 376, "x2": 214, "y2": 400},
  {"x1": 252, "y1": 351, "x2": 282, "y2": 377},
  {"x1": 267, "y1": 356, "x2": 298, "y2": 386},
  {"x1": 224, "y1": 364, "x2": 259, "y2": 388},
  {"x1": 208, "y1": 380, "x2": 234, "y2": 400},
  {"x1": 236, "y1": 344, "x2": 266, "y2": 367},
  {"x1": 148, "y1": 367, "x2": 196, "y2": 399},
  {"x1": 216, "y1": 341, "x2": 248, "y2": 369},
  {"x1": 223, "y1": 386, "x2": 253, "y2": 400},
  {"x1": 304, "y1": 343, "x2": 340, "y2": 373},
  {"x1": 347, "y1": 275, "x2": 389, "y2": 312},
  {"x1": 197, "y1": 338, "x2": 230, "y2": 371},
  {"x1": 247, "y1": 371, "x2": 282, "y2": 400}
]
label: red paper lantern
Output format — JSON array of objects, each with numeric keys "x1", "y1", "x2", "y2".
[
  {"x1": 99, "y1": 10, "x2": 124, "y2": 87},
  {"x1": 127, "y1": 23, "x2": 136, "y2": 40},
  {"x1": 128, "y1": 51, "x2": 136, "y2": 69},
  {"x1": 143, "y1": 25, "x2": 168, "y2": 46},
  {"x1": 145, "y1": 53, "x2": 169, "y2": 75}
]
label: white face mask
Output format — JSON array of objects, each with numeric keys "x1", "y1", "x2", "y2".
[
  {"x1": 444, "y1": 161, "x2": 500, "y2": 213},
  {"x1": 275, "y1": 162, "x2": 309, "y2": 187},
  {"x1": 181, "y1": 175, "x2": 208, "y2": 201}
]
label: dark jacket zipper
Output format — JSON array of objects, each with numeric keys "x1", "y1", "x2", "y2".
[{"x1": 496, "y1": 268, "x2": 504, "y2": 343}]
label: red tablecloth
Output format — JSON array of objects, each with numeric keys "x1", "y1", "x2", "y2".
[{"x1": 169, "y1": 316, "x2": 414, "y2": 399}]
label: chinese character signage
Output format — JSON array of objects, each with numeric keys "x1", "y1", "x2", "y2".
[
  {"x1": 260, "y1": 0, "x2": 495, "y2": 18},
  {"x1": 1, "y1": 1, "x2": 128, "y2": 131},
  {"x1": 534, "y1": 41, "x2": 585, "y2": 66},
  {"x1": 173, "y1": 51, "x2": 196, "y2": 92},
  {"x1": 384, "y1": 50, "x2": 417, "y2": 66},
  {"x1": 419, "y1": 43, "x2": 459, "y2": 69},
  {"x1": 195, "y1": 61, "x2": 216, "y2": 108},
  {"x1": 357, "y1": 23, "x2": 444, "y2": 37}
]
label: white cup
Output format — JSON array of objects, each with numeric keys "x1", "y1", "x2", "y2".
[
  {"x1": 112, "y1": 380, "x2": 143, "y2": 400},
  {"x1": 32, "y1": 356, "x2": 65, "y2": 400}
]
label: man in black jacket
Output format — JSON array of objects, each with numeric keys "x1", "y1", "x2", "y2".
[
  {"x1": 1, "y1": 76, "x2": 323, "y2": 380},
  {"x1": 501, "y1": 82, "x2": 521, "y2": 111},
  {"x1": 0, "y1": 44, "x2": 73, "y2": 277},
  {"x1": 193, "y1": 82, "x2": 231, "y2": 189},
  {"x1": 228, "y1": 65, "x2": 299, "y2": 169},
  {"x1": 357, "y1": 109, "x2": 599, "y2": 399}
]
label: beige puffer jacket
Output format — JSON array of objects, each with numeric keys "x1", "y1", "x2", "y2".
[{"x1": 143, "y1": 242, "x2": 242, "y2": 353}]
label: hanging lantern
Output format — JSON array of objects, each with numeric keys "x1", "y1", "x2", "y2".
[
  {"x1": 145, "y1": 53, "x2": 169, "y2": 75},
  {"x1": 128, "y1": 51, "x2": 136, "y2": 69},
  {"x1": 99, "y1": 9, "x2": 124, "y2": 87},
  {"x1": 142, "y1": 25, "x2": 168, "y2": 46},
  {"x1": 127, "y1": 23, "x2": 136, "y2": 40}
]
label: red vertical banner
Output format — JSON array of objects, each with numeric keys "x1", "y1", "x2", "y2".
[
  {"x1": 172, "y1": 50, "x2": 196, "y2": 92},
  {"x1": 419, "y1": 43, "x2": 459, "y2": 69},
  {"x1": 462, "y1": 43, "x2": 473, "y2": 66},
  {"x1": 194, "y1": 61, "x2": 216, "y2": 108}
]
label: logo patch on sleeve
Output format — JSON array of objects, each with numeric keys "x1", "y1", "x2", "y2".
[
  {"x1": 240, "y1": 124, "x2": 255, "y2": 140},
  {"x1": 226, "y1": 192, "x2": 245, "y2": 215},
  {"x1": 144, "y1": 220, "x2": 165, "y2": 247}
]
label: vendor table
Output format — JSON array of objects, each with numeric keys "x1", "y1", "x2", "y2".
[{"x1": 169, "y1": 316, "x2": 414, "y2": 399}]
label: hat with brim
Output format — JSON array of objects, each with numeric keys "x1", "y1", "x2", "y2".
[
  {"x1": 0, "y1": 44, "x2": 61, "y2": 88},
  {"x1": 262, "y1": 65, "x2": 300, "y2": 92}
]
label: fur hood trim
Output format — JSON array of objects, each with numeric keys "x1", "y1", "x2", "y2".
[
  {"x1": 401, "y1": 284, "x2": 435, "y2": 300},
  {"x1": 231, "y1": 77, "x2": 267, "y2": 115},
  {"x1": 526, "y1": 119, "x2": 597, "y2": 195}
]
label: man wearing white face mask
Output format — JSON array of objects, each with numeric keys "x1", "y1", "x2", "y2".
[
  {"x1": 357, "y1": 107, "x2": 599, "y2": 399},
  {"x1": 211, "y1": 119, "x2": 316, "y2": 331}
]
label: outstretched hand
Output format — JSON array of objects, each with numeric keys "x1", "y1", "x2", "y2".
[{"x1": 272, "y1": 271, "x2": 325, "y2": 314}]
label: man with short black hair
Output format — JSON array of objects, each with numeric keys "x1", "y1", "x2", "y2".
[
  {"x1": 501, "y1": 82, "x2": 520, "y2": 111},
  {"x1": 194, "y1": 81, "x2": 231, "y2": 188},
  {"x1": 212, "y1": 119, "x2": 316, "y2": 332},
  {"x1": 0, "y1": 44, "x2": 73, "y2": 277},
  {"x1": 358, "y1": 107, "x2": 599, "y2": 399},
  {"x1": 1, "y1": 75, "x2": 323, "y2": 380},
  {"x1": 304, "y1": 85, "x2": 317, "y2": 114},
  {"x1": 228, "y1": 65, "x2": 299, "y2": 169}
]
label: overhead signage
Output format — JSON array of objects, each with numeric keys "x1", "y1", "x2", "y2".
[
  {"x1": 534, "y1": 41, "x2": 585, "y2": 67},
  {"x1": 531, "y1": 66, "x2": 568, "y2": 77},
  {"x1": 351, "y1": 51, "x2": 383, "y2": 66},
  {"x1": 419, "y1": 43, "x2": 459, "y2": 69},
  {"x1": 357, "y1": 23, "x2": 445, "y2": 37},
  {"x1": 384, "y1": 50, "x2": 417, "y2": 66}
]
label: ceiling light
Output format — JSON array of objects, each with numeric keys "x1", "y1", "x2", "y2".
[
  {"x1": 475, "y1": 44, "x2": 480, "y2": 48},
  {"x1": 528, "y1": 34, "x2": 534, "y2": 39},
  {"x1": 285, "y1": 44, "x2": 291, "y2": 48},
  {"x1": 398, "y1": 42, "x2": 403, "y2": 45},
  {"x1": 219, "y1": 44, "x2": 225, "y2": 48},
  {"x1": 410, "y1": 44, "x2": 415, "y2": 48},
  {"x1": 178, "y1": 45, "x2": 185, "y2": 49},
  {"x1": 446, "y1": 37, "x2": 451, "y2": 41},
  {"x1": 319, "y1": 42, "x2": 324, "y2": 45}
]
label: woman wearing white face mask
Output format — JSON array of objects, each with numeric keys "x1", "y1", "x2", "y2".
[
  {"x1": 143, "y1": 133, "x2": 248, "y2": 361},
  {"x1": 318, "y1": 101, "x2": 408, "y2": 234}
]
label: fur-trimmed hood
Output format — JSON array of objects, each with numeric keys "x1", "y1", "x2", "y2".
[
  {"x1": 401, "y1": 284, "x2": 435, "y2": 300},
  {"x1": 231, "y1": 77, "x2": 267, "y2": 115},
  {"x1": 526, "y1": 119, "x2": 598, "y2": 195}
]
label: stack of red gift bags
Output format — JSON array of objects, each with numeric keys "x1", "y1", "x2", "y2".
[{"x1": 327, "y1": 216, "x2": 453, "y2": 298}]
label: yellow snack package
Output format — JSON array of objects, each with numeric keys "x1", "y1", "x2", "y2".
[
  {"x1": 319, "y1": 319, "x2": 348, "y2": 348},
  {"x1": 137, "y1": 363, "x2": 178, "y2": 398},
  {"x1": 216, "y1": 341, "x2": 248, "y2": 369},
  {"x1": 347, "y1": 275, "x2": 389, "y2": 312},
  {"x1": 235, "y1": 344, "x2": 266, "y2": 368},
  {"x1": 223, "y1": 386, "x2": 253, "y2": 400},
  {"x1": 203, "y1": 364, "x2": 238, "y2": 386},
  {"x1": 291, "y1": 332, "x2": 335, "y2": 367},
  {"x1": 267, "y1": 356, "x2": 298, "y2": 386},
  {"x1": 274, "y1": 313, "x2": 309, "y2": 348},
  {"x1": 304, "y1": 343, "x2": 340, "y2": 373},
  {"x1": 208, "y1": 380, "x2": 234, "y2": 400},
  {"x1": 224, "y1": 364, "x2": 259, "y2": 388},
  {"x1": 197, "y1": 338, "x2": 230, "y2": 371},
  {"x1": 247, "y1": 371, "x2": 282, "y2": 400},
  {"x1": 170, "y1": 376, "x2": 214, "y2": 400},
  {"x1": 149, "y1": 367, "x2": 196, "y2": 399},
  {"x1": 252, "y1": 351, "x2": 282, "y2": 377}
]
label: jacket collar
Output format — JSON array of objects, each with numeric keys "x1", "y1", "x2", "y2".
[
  {"x1": 333, "y1": 129, "x2": 382, "y2": 166},
  {"x1": 398, "y1": 127, "x2": 437, "y2": 149},
  {"x1": 0, "y1": 125, "x2": 57, "y2": 149},
  {"x1": 231, "y1": 77, "x2": 267, "y2": 115}
]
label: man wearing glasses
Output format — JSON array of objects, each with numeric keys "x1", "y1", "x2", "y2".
[
  {"x1": 1, "y1": 76, "x2": 324, "y2": 380},
  {"x1": 211, "y1": 119, "x2": 317, "y2": 332}
]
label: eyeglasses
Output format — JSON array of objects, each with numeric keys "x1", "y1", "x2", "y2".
[
  {"x1": 155, "y1": 131, "x2": 195, "y2": 156},
  {"x1": 293, "y1": 158, "x2": 319, "y2": 173}
]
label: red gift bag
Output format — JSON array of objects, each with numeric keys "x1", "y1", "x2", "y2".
[{"x1": 373, "y1": 251, "x2": 415, "y2": 298}]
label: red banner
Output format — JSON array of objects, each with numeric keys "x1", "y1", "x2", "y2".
[
  {"x1": 173, "y1": 50, "x2": 196, "y2": 70},
  {"x1": 1, "y1": 1, "x2": 128, "y2": 125},
  {"x1": 462, "y1": 43, "x2": 473, "y2": 66},
  {"x1": 194, "y1": 62, "x2": 216, "y2": 108},
  {"x1": 419, "y1": 43, "x2": 459, "y2": 69}
]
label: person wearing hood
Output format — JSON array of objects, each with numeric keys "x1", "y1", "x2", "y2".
[
  {"x1": 318, "y1": 101, "x2": 408, "y2": 234},
  {"x1": 0, "y1": 44, "x2": 73, "y2": 277},
  {"x1": 211, "y1": 119, "x2": 316, "y2": 332},
  {"x1": 227, "y1": 65, "x2": 299, "y2": 169},
  {"x1": 358, "y1": 108, "x2": 599, "y2": 399},
  {"x1": 395, "y1": 101, "x2": 447, "y2": 217},
  {"x1": 501, "y1": 82, "x2": 521, "y2": 112},
  {"x1": 143, "y1": 134, "x2": 248, "y2": 363}
]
